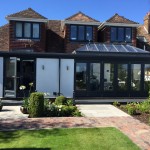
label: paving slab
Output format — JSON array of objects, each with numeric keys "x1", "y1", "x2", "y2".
[
  {"x1": 77, "y1": 104, "x2": 129, "y2": 117},
  {"x1": 0, "y1": 106, "x2": 28, "y2": 120}
]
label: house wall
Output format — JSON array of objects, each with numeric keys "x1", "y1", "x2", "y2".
[
  {"x1": 36, "y1": 58, "x2": 59, "y2": 97},
  {"x1": 98, "y1": 27, "x2": 137, "y2": 46},
  {"x1": 36, "y1": 58, "x2": 74, "y2": 98},
  {"x1": 60, "y1": 59, "x2": 74, "y2": 97},
  {"x1": 64, "y1": 24, "x2": 98, "y2": 53},
  {"x1": 0, "y1": 57, "x2": 3, "y2": 97},
  {"x1": 9, "y1": 21, "x2": 47, "y2": 52}
]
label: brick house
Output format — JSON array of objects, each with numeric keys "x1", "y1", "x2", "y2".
[
  {"x1": 98, "y1": 13, "x2": 139, "y2": 46},
  {"x1": 1, "y1": 8, "x2": 150, "y2": 99},
  {"x1": 137, "y1": 12, "x2": 150, "y2": 51},
  {"x1": 0, "y1": 8, "x2": 146, "y2": 53}
]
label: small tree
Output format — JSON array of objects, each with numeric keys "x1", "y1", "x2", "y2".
[{"x1": 28, "y1": 92, "x2": 44, "y2": 118}]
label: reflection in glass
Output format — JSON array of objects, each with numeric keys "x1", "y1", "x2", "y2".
[
  {"x1": 5, "y1": 58, "x2": 16, "y2": 90},
  {"x1": 70, "y1": 25, "x2": 77, "y2": 40},
  {"x1": 24, "y1": 23, "x2": 31, "y2": 38},
  {"x1": 111, "y1": 27, "x2": 117, "y2": 41},
  {"x1": 86, "y1": 26, "x2": 93, "y2": 41},
  {"x1": 131, "y1": 64, "x2": 141, "y2": 91},
  {"x1": 76, "y1": 63, "x2": 87, "y2": 90},
  {"x1": 118, "y1": 28, "x2": 124, "y2": 42},
  {"x1": 89, "y1": 63, "x2": 100, "y2": 91},
  {"x1": 144, "y1": 64, "x2": 150, "y2": 92},
  {"x1": 33, "y1": 23, "x2": 40, "y2": 38},
  {"x1": 16, "y1": 22, "x2": 22, "y2": 37},
  {"x1": 104, "y1": 63, "x2": 114, "y2": 91},
  {"x1": 125, "y1": 28, "x2": 132, "y2": 42},
  {"x1": 118, "y1": 64, "x2": 128, "y2": 91},
  {"x1": 78, "y1": 26, "x2": 84, "y2": 40}
]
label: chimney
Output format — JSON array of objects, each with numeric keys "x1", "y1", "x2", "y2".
[{"x1": 144, "y1": 12, "x2": 150, "y2": 34}]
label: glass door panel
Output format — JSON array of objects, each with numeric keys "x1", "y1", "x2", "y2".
[
  {"x1": 144, "y1": 64, "x2": 150, "y2": 93},
  {"x1": 104, "y1": 63, "x2": 114, "y2": 91},
  {"x1": 76, "y1": 63, "x2": 87, "y2": 91},
  {"x1": 131, "y1": 64, "x2": 141, "y2": 91},
  {"x1": 4, "y1": 57, "x2": 17, "y2": 97},
  {"x1": 118, "y1": 64, "x2": 128, "y2": 91},
  {"x1": 89, "y1": 63, "x2": 100, "y2": 91}
]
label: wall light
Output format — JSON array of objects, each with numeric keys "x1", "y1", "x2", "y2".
[
  {"x1": 66, "y1": 65, "x2": 69, "y2": 70},
  {"x1": 42, "y1": 65, "x2": 45, "y2": 70}
]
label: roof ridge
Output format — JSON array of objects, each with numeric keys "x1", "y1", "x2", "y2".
[
  {"x1": 6, "y1": 8, "x2": 47, "y2": 19},
  {"x1": 106, "y1": 13, "x2": 138, "y2": 24},
  {"x1": 65, "y1": 11, "x2": 100, "y2": 22}
]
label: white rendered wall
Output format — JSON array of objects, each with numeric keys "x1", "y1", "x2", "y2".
[
  {"x1": 0, "y1": 58, "x2": 3, "y2": 97},
  {"x1": 36, "y1": 58, "x2": 59, "y2": 97},
  {"x1": 60, "y1": 59, "x2": 74, "y2": 98}
]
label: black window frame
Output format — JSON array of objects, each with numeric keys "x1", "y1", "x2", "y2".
[
  {"x1": 15, "y1": 21, "x2": 41, "y2": 39},
  {"x1": 110, "y1": 27, "x2": 132, "y2": 43},
  {"x1": 70, "y1": 25, "x2": 93, "y2": 42}
]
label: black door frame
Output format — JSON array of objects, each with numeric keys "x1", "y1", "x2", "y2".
[{"x1": 3, "y1": 57, "x2": 36, "y2": 98}]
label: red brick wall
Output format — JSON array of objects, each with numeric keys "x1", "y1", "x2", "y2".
[
  {"x1": 64, "y1": 25, "x2": 98, "y2": 53},
  {"x1": 98, "y1": 26, "x2": 137, "y2": 46},
  {"x1": 132, "y1": 28, "x2": 137, "y2": 46},
  {"x1": 9, "y1": 21, "x2": 46, "y2": 52},
  {"x1": 46, "y1": 20, "x2": 64, "y2": 53}
]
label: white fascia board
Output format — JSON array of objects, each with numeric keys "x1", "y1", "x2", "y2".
[
  {"x1": 98, "y1": 22, "x2": 140, "y2": 30},
  {"x1": 6, "y1": 17, "x2": 48, "y2": 23},
  {"x1": 63, "y1": 20, "x2": 101, "y2": 26}
]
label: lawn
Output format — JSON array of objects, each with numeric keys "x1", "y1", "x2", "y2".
[{"x1": 0, "y1": 127, "x2": 140, "y2": 150}]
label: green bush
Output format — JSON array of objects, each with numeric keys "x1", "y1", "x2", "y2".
[
  {"x1": 139, "y1": 100, "x2": 150, "y2": 113},
  {"x1": 22, "y1": 98, "x2": 29, "y2": 109},
  {"x1": 126, "y1": 102, "x2": 137, "y2": 115},
  {"x1": 60, "y1": 105, "x2": 77, "y2": 117},
  {"x1": 28, "y1": 92, "x2": 44, "y2": 118},
  {"x1": 113, "y1": 101, "x2": 120, "y2": 107},
  {"x1": 45, "y1": 103, "x2": 59, "y2": 117},
  {"x1": 55, "y1": 96, "x2": 67, "y2": 105}
]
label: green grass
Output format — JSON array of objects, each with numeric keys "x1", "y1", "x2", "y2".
[{"x1": 0, "y1": 127, "x2": 140, "y2": 150}]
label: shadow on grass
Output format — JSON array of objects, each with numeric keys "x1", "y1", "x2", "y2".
[
  {"x1": 0, "y1": 148, "x2": 51, "y2": 150},
  {"x1": 0, "y1": 128, "x2": 67, "y2": 144}
]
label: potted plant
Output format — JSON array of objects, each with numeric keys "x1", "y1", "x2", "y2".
[
  {"x1": 20, "y1": 98, "x2": 29, "y2": 114},
  {"x1": 0, "y1": 99, "x2": 3, "y2": 111}
]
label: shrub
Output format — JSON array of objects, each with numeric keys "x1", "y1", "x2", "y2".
[
  {"x1": 45, "y1": 103, "x2": 59, "y2": 117},
  {"x1": 60, "y1": 105, "x2": 77, "y2": 117},
  {"x1": 55, "y1": 96, "x2": 67, "y2": 105},
  {"x1": 113, "y1": 101, "x2": 120, "y2": 107},
  {"x1": 66, "y1": 99, "x2": 73, "y2": 106},
  {"x1": 139, "y1": 100, "x2": 150, "y2": 113},
  {"x1": 126, "y1": 102, "x2": 137, "y2": 115},
  {"x1": 28, "y1": 92, "x2": 44, "y2": 118}
]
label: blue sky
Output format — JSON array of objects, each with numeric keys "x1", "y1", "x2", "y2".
[{"x1": 0, "y1": 0, "x2": 150, "y2": 26}]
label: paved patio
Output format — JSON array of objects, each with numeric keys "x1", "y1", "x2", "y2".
[{"x1": 0, "y1": 105, "x2": 150, "y2": 150}]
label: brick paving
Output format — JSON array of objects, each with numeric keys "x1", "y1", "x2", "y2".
[{"x1": 0, "y1": 106, "x2": 150, "y2": 149}]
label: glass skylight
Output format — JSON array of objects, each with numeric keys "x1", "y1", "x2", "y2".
[{"x1": 75, "y1": 43, "x2": 149, "y2": 53}]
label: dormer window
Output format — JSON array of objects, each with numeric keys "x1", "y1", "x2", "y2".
[
  {"x1": 70, "y1": 25, "x2": 93, "y2": 41},
  {"x1": 111, "y1": 27, "x2": 132, "y2": 42},
  {"x1": 15, "y1": 22, "x2": 40, "y2": 39}
]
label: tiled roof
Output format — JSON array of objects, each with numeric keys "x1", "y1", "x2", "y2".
[
  {"x1": 65, "y1": 11, "x2": 100, "y2": 22},
  {"x1": 6, "y1": 8, "x2": 47, "y2": 19},
  {"x1": 0, "y1": 24, "x2": 9, "y2": 51},
  {"x1": 137, "y1": 25, "x2": 150, "y2": 44},
  {"x1": 106, "y1": 13, "x2": 138, "y2": 24}
]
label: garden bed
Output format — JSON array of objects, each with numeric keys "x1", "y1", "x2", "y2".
[{"x1": 113, "y1": 101, "x2": 150, "y2": 126}]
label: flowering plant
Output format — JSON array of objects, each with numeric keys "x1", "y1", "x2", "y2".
[{"x1": 19, "y1": 85, "x2": 26, "y2": 90}]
